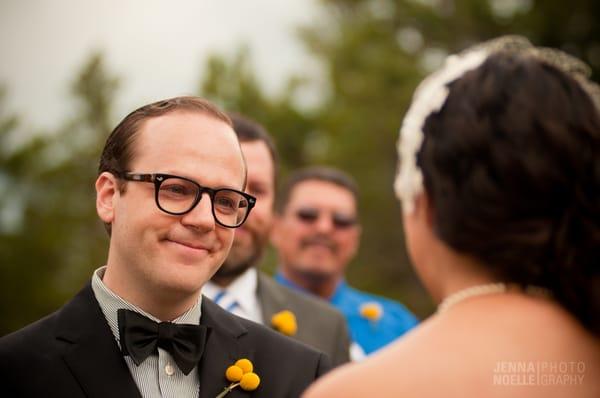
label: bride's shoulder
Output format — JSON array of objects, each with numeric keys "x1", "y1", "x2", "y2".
[
  {"x1": 303, "y1": 319, "x2": 457, "y2": 397},
  {"x1": 304, "y1": 299, "x2": 600, "y2": 398}
]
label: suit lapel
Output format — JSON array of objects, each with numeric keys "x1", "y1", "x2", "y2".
[
  {"x1": 198, "y1": 297, "x2": 253, "y2": 398},
  {"x1": 256, "y1": 272, "x2": 286, "y2": 324},
  {"x1": 56, "y1": 285, "x2": 141, "y2": 398},
  {"x1": 55, "y1": 286, "x2": 257, "y2": 397}
]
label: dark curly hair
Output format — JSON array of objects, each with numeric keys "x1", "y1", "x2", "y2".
[{"x1": 418, "y1": 52, "x2": 600, "y2": 334}]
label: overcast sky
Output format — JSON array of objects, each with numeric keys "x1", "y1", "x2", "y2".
[{"x1": 0, "y1": 0, "x2": 320, "y2": 134}]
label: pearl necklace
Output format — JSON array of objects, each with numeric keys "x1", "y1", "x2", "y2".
[
  {"x1": 437, "y1": 283, "x2": 551, "y2": 313},
  {"x1": 437, "y1": 283, "x2": 508, "y2": 313}
]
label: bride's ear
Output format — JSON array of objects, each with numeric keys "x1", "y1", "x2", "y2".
[
  {"x1": 421, "y1": 192, "x2": 436, "y2": 228},
  {"x1": 409, "y1": 192, "x2": 436, "y2": 233}
]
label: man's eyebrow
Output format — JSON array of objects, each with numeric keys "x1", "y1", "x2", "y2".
[{"x1": 157, "y1": 172, "x2": 242, "y2": 190}]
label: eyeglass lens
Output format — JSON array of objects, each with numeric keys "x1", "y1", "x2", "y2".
[
  {"x1": 295, "y1": 208, "x2": 357, "y2": 229},
  {"x1": 157, "y1": 177, "x2": 249, "y2": 227}
]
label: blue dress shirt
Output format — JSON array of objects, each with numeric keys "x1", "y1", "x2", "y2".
[{"x1": 275, "y1": 273, "x2": 418, "y2": 355}]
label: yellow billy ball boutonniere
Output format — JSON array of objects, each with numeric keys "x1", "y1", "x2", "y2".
[
  {"x1": 271, "y1": 310, "x2": 297, "y2": 336},
  {"x1": 360, "y1": 302, "x2": 383, "y2": 323},
  {"x1": 216, "y1": 358, "x2": 260, "y2": 398}
]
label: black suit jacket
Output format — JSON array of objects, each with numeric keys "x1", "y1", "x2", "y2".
[{"x1": 0, "y1": 284, "x2": 330, "y2": 397}]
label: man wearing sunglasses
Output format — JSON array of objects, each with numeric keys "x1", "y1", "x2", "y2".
[
  {"x1": 272, "y1": 167, "x2": 418, "y2": 359},
  {"x1": 0, "y1": 97, "x2": 330, "y2": 397},
  {"x1": 203, "y1": 114, "x2": 350, "y2": 367}
]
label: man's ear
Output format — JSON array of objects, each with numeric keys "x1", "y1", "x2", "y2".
[{"x1": 96, "y1": 172, "x2": 119, "y2": 223}]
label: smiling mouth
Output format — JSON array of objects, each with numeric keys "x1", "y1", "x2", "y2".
[{"x1": 166, "y1": 239, "x2": 209, "y2": 252}]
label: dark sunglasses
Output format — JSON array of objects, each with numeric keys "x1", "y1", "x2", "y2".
[{"x1": 295, "y1": 208, "x2": 357, "y2": 229}]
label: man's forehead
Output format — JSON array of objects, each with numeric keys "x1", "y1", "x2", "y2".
[
  {"x1": 242, "y1": 138, "x2": 273, "y2": 160},
  {"x1": 131, "y1": 111, "x2": 245, "y2": 187}
]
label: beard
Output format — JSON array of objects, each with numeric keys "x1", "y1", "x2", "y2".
[
  {"x1": 285, "y1": 233, "x2": 341, "y2": 284},
  {"x1": 213, "y1": 227, "x2": 267, "y2": 281}
]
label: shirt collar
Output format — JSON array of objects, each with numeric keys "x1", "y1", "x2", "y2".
[
  {"x1": 329, "y1": 280, "x2": 348, "y2": 305},
  {"x1": 91, "y1": 266, "x2": 202, "y2": 347},
  {"x1": 203, "y1": 267, "x2": 259, "y2": 317}
]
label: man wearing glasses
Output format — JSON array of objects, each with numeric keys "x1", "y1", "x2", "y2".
[
  {"x1": 0, "y1": 97, "x2": 330, "y2": 397},
  {"x1": 203, "y1": 114, "x2": 351, "y2": 366},
  {"x1": 271, "y1": 167, "x2": 418, "y2": 359}
]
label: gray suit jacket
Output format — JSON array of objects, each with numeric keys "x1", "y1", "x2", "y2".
[{"x1": 256, "y1": 272, "x2": 350, "y2": 366}]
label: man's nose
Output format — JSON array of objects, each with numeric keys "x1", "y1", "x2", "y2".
[
  {"x1": 180, "y1": 193, "x2": 215, "y2": 230},
  {"x1": 314, "y1": 213, "x2": 335, "y2": 233}
]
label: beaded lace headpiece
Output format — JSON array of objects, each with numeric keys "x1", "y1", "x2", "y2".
[{"x1": 394, "y1": 35, "x2": 600, "y2": 214}]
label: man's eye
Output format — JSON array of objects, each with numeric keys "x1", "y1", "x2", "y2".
[
  {"x1": 161, "y1": 185, "x2": 189, "y2": 195},
  {"x1": 215, "y1": 197, "x2": 236, "y2": 209}
]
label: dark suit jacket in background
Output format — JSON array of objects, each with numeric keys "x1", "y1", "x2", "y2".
[
  {"x1": 0, "y1": 284, "x2": 330, "y2": 397},
  {"x1": 256, "y1": 272, "x2": 350, "y2": 366}
]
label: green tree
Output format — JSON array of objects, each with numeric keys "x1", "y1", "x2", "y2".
[
  {"x1": 198, "y1": 0, "x2": 600, "y2": 318},
  {"x1": 201, "y1": 46, "x2": 320, "y2": 171},
  {"x1": 0, "y1": 54, "x2": 118, "y2": 334},
  {"x1": 4, "y1": 0, "x2": 599, "y2": 331}
]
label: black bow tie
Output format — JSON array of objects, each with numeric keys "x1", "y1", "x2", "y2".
[{"x1": 117, "y1": 309, "x2": 209, "y2": 375}]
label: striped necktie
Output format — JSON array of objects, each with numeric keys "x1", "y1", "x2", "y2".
[{"x1": 212, "y1": 290, "x2": 240, "y2": 313}]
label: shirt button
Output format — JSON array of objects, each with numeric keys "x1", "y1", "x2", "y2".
[{"x1": 165, "y1": 364, "x2": 175, "y2": 376}]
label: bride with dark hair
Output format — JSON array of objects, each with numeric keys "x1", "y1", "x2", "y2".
[{"x1": 304, "y1": 36, "x2": 600, "y2": 397}]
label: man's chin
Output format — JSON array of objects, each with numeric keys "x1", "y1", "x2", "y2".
[
  {"x1": 294, "y1": 267, "x2": 336, "y2": 284},
  {"x1": 212, "y1": 247, "x2": 261, "y2": 281},
  {"x1": 212, "y1": 237, "x2": 265, "y2": 282},
  {"x1": 212, "y1": 261, "x2": 253, "y2": 280}
]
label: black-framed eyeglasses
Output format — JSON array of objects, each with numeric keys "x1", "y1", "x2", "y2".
[
  {"x1": 117, "y1": 172, "x2": 256, "y2": 228},
  {"x1": 295, "y1": 207, "x2": 357, "y2": 229}
]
